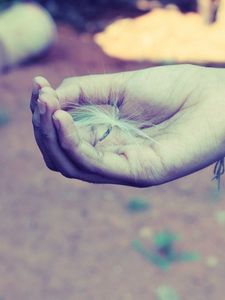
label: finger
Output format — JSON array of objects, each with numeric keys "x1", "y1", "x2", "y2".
[
  {"x1": 32, "y1": 106, "x2": 56, "y2": 170},
  {"x1": 53, "y1": 110, "x2": 132, "y2": 182},
  {"x1": 32, "y1": 86, "x2": 60, "y2": 171},
  {"x1": 30, "y1": 76, "x2": 51, "y2": 113},
  {"x1": 37, "y1": 90, "x2": 74, "y2": 175},
  {"x1": 37, "y1": 92, "x2": 117, "y2": 183}
]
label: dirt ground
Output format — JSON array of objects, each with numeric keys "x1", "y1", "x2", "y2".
[{"x1": 0, "y1": 25, "x2": 225, "y2": 300}]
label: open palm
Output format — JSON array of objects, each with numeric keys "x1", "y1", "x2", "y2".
[{"x1": 31, "y1": 65, "x2": 225, "y2": 186}]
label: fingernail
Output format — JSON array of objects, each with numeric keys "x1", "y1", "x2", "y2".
[{"x1": 37, "y1": 100, "x2": 46, "y2": 114}]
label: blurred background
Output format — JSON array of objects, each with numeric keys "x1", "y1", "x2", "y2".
[{"x1": 0, "y1": 1, "x2": 225, "y2": 300}]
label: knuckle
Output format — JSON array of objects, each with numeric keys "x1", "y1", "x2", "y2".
[{"x1": 40, "y1": 129, "x2": 54, "y2": 142}]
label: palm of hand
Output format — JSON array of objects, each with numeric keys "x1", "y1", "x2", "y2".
[{"x1": 70, "y1": 98, "x2": 196, "y2": 187}]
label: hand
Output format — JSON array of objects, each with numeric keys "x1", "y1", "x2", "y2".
[{"x1": 30, "y1": 65, "x2": 225, "y2": 187}]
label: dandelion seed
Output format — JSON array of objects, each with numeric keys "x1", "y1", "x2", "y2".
[
  {"x1": 99, "y1": 125, "x2": 112, "y2": 142},
  {"x1": 213, "y1": 158, "x2": 224, "y2": 190},
  {"x1": 68, "y1": 103, "x2": 157, "y2": 145}
]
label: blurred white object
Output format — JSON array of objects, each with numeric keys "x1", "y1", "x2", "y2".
[
  {"x1": 0, "y1": 3, "x2": 57, "y2": 70},
  {"x1": 94, "y1": 5, "x2": 225, "y2": 63}
]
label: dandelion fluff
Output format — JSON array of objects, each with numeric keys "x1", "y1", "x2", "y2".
[{"x1": 68, "y1": 104, "x2": 157, "y2": 145}]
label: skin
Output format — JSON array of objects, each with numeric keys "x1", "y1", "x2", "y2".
[{"x1": 30, "y1": 64, "x2": 225, "y2": 187}]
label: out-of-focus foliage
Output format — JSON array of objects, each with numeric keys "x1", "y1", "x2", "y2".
[
  {"x1": 127, "y1": 197, "x2": 150, "y2": 212},
  {"x1": 0, "y1": 0, "x2": 198, "y2": 31},
  {"x1": 156, "y1": 285, "x2": 180, "y2": 300},
  {"x1": 132, "y1": 231, "x2": 200, "y2": 270},
  {"x1": 0, "y1": 110, "x2": 10, "y2": 126}
]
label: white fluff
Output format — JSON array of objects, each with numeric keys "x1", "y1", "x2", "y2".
[
  {"x1": 69, "y1": 104, "x2": 157, "y2": 144},
  {"x1": 0, "y1": 3, "x2": 57, "y2": 68}
]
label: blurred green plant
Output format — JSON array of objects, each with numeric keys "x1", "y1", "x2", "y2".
[
  {"x1": 0, "y1": 110, "x2": 10, "y2": 126},
  {"x1": 127, "y1": 197, "x2": 150, "y2": 213},
  {"x1": 156, "y1": 285, "x2": 180, "y2": 300},
  {"x1": 215, "y1": 210, "x2": 225, "y2": 225},
  {"x1": 132, "y1": 230, "x2": 199, "y2": 270}
]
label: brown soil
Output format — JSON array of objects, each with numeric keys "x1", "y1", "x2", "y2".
[{"x1": 0, "y1": 25, "x2": 225, "y2": 300}]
